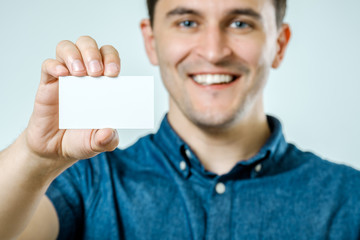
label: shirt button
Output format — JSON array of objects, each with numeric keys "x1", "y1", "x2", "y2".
[
  {"x1": 215, "y1": 182, "x2": 226, "y2": 194},
  {"x1": 255, "y1": 163, "x2": 262, "y2": 173},
  {"x1": 185, "y1": 149, "x2": 192, "y2": 159},
  {"x1": 179, "y1": 161, "x2": 187, "y2": 171}
]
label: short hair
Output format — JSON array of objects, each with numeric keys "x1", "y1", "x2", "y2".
[{"x1": 146, "y1": 0, "x2": 287, "y2": 28}]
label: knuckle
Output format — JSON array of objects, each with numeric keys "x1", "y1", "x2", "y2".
[
  {"x1": 84, "y1": 48, "x2": 101, "y2": 59},
  {"x1": 100, "y1": 44, "x2": 114, "y2": 50},
  {"x1": 101, "y1": 45, "x2": 119, "y2": 54},
  {"x1": 76, "y1": 35, "x2": 95, "y2": 45},
  {"x1": 41, "y1": 58, "x2": 53, "y2": 70},
  {"x1": 56, "y1": 40, "x2": 73, "y2": 51},
  {"x1": 42, "y1": 58, "x2": 53, "y2": 65},
  {"x1": 101, "y1": 45, "x2": 119, "y2": 56}
]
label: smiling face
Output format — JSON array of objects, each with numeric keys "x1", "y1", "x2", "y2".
[{"x1": 141, "y1": 0, "x2": 290, "y2": 130}]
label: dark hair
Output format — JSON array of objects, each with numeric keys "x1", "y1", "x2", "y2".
[{"x1": 146, "y1": 0, "x2": 287, "y2": 28}]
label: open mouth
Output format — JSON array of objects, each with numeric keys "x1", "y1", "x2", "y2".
[{"x1": 190, "y1": 74, "x2": 239, "y2": 86}]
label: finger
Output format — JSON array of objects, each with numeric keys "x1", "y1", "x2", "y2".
[
  {"x1": 41, "y1": 59, "x2": 69, "y2": 84},
  {"x1": 91, "y1": 129, "x2": 119, "y2": 153},
  {"x1": 56, "y1": 40, "x2": 87, "y2": 76},
  {"x1": 75, "y1": 36, "x2": 103, "y2": 77},
  {"x1": 61, "y1": 129, "x2": 119, "y2": 161},
  {"x1": 100, "y1": 45, "x2": 121, "y2": 77}
]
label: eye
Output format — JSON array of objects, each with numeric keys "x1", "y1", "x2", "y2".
[
  {"x1": 230, "y1": 21, "x2": 250, "y2": 29},
  {"x1": 179, "y1": 20, "x2": 197, "y2": 28}
]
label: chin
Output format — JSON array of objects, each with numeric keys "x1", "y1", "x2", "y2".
[{"x1": 185, "y1": 109, "x2": 242, "y2": 131}]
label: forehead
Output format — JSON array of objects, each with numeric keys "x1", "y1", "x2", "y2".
[{"x1": 154, "y1": 0, "x2": 275, "y2": 18}]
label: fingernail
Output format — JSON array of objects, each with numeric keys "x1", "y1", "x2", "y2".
[
  {"x1": 112, "y1": 129, "x2": 118, "y2": 140},
  {"x1": 72, "y1": 60, "x2": 85, "y2": 72},
  {"x1": 89, "y1": 60, "x2": 102, "y2": 73},
  {"x1": 105, "y1": 63, "x2": 120, "y2": 75},
  {"x1": 100, "y1": 129, "x2": 117, "y2": 146}
]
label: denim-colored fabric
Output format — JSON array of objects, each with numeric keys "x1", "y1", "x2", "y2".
[{"x1": 46, "y1": 115, "x2": 360, "y2": 240}]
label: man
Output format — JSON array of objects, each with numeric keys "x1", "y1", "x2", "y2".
[{"x1": 0, "y1": 0, "x2": 359, "y2": 239}]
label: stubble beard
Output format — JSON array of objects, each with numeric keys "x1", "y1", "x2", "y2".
[
  {"x1": 174, "y1": 69, "x2": 268, "y2": 133},
  {"x1": 163, "y1": 57, "x2": 269, "y2": 133},
  {"x1": 179, "y1": 94, "x2": 251, "y2": 132}
]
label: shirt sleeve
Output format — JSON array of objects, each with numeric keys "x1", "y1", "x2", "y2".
[{"x1": 46, "y1": 161, "x2": 89, "y2": 240}]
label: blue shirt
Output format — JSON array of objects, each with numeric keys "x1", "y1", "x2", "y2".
[{"x1": 46, "y1": 115, "x2": 360, "y2": 239}]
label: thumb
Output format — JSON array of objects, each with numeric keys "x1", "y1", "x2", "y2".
[{"x1": 91, "y1": 128, "x2": 119, "y2": 153}]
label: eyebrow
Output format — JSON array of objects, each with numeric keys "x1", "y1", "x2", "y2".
[
  {"x1": 166, "y1": 7, "x2": 202, "y2": 18},
  {"x1": 227, "y1": 8, "x2": 262, "y2": 20},
  {"x1": 165, "y1": 7, "x2": 262, "y2": 20}
]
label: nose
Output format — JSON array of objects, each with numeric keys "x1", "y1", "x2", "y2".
[{"x1": 194, "y1": 26, "x2": 232, "y2": 64}]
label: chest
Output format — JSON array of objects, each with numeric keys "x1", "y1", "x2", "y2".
[{"x1": 83, "y1": 173, "x2": 356, "y2": 240}]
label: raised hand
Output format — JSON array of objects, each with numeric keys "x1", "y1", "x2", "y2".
[{"x1": 25, "y1": 36, "x2": 120, "y2": 170}]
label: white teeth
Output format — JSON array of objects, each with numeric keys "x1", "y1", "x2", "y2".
[{"x1": 193, "y1": 74, "x2": 234, "y2": 85}]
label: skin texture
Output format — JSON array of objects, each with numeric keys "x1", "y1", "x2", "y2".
[
  {"x1": 0, "y1": 0, "x2": 290, "y2": 239},
  {"x1": 141, "y1": 0, "x2": 291, "y2": 173},
  {"x1": 0, "y1": 36, "x2": 121, "y2": 239}
]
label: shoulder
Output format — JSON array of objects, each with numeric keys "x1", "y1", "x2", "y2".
[
  {"x1": 284, "y1": 143, "x2": 360, "y2": 198},
  {"x1": 288, "y1": 143, "x2": 360, "y2": 177}
]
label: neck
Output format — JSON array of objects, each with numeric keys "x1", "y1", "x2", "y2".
[{"x1": 168, "y1": 101, "x2": 270, "y2": 175}]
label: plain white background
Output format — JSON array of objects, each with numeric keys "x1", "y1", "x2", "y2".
[{"x1": 0, "y1": 0, "x2": 359, "y2": 169}]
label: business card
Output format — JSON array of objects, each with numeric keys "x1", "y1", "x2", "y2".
[{"x1": 59, "y1": 76, "x2": 154, "y2": 129}]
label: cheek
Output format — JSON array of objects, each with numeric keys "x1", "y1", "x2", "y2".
[
  {"x1": 231, "y1": 36, "x2": 266, "y2": 67},
  {"x1": 156, "y1": 34, "x2": 195, "y2": 70},
  {"x1": 155, "y1": 34, "x2": 195, "y2": 96}
]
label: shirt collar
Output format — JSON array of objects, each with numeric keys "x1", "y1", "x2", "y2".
[{"x1": 153, "y1": 114, "x2": 288, "y2": 179}]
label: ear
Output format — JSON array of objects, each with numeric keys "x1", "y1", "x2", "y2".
[
  {"x1": 272, "y1": 23, "x2": 291, "y2": 69},
  {"x1": 140, "y1": 19, "x2": 159, "y2": 65}
]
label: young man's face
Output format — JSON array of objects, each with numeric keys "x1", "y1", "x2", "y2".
[{"x1": 142, "y1": 0, "x2": 290, "y2": 129}]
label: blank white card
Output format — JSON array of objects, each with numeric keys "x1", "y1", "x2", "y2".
[{"x1": 59, "y1": 76, "x2": 154, "y2": 129}]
